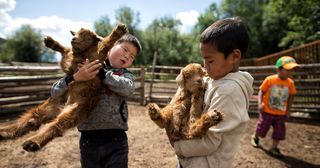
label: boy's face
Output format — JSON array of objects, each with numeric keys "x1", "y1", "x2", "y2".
[
  {"x1": 108, "y1": 42, "x2": 137, "y2": 68},
  {"x1": 278, "y1": 68, "x2": 293, "y2": 80},
  {"x1": 200, "y1": 43, "x2": 240, "y2": 80}
]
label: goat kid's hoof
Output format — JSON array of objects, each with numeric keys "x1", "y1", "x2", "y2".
[
  {"x1": 43, "y1": 36, "x2": 54, "y2": 46},
  {"x1": 205, "y1": 110, "x2": 223, "y2": 126},
  {"x1": 22, "y1": 140, "x2": 41, "y2": 152},
  {"x1": 115, "y1": 23, "x2": 128, "y2": 35},
  {"x1": 146, "y1": 103, "x2": 160, "y2": 120}
]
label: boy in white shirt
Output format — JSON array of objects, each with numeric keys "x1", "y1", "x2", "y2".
[{"x1": 168, "y1": 17, "x2": 254, "y2": 168}]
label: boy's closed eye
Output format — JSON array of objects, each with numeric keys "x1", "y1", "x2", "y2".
[
  {"x1": 205, "y1": 59, "x2": 214, "y2": 63},
  {"x1": 121, "y1": 46, "x2": 135, "y2": 60}
]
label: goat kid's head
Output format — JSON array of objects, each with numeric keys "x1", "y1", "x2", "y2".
[
  {"x1": 70, "y1": 28, "x2": 102, "y2": 53},
  {"x1": 176, "y1": 63, "x2": 206, "y2": 93}
]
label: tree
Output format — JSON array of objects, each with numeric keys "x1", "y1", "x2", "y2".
[
  {"x1": 115, "y1": 6, "x2": 140, "y2": 36},
  {"x1": 193, "y1": 3, "x2": 221, "y2": 34},
  {"x1": 221, "y1": 0, "x2": 268, "y2": 58},
  {"x1": 220, "y1": 0, "x2": 319, "y2": 57},
  {"x1": 94, "y1": 15, "x2": 113, "y2": 37},
  {"x1": 188, "y1": 3, "x2": 220, "y2": 63},
  {"x1": 263, "y1": 0, "x2": 320, "y2": 48},
  {"x1": 1, "y1": 24, "x2": 55, "y2": 62},
  {"x1": 144, "y1": 17, "x2": 197, "y2": 66}
]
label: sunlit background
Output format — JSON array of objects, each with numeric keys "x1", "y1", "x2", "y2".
[{"x1": 0, "y1": 0, "x2": 221, "y2": 47}]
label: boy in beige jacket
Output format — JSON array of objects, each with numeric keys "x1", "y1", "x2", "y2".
[{"x1": 167, "y1": 17, "x2": 254, "y2": 168}]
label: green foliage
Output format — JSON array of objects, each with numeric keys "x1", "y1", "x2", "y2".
[
  {"x1": 4, "y1": 2, "x2": 317, "y2": 64},
  {"x1": 0, "y1": 24, "x2": 56, "y2": 63},
  {"x1": 221, "y1": 0, "x2": 319, "y2": 58},
  {"x1": 193, "y1": 3, "x2": 220, "y2": 34},
  {"x1": 115, "y1": 6, "x2": 141, "y2": 35},
  {"x1": 267, "y1": 0, "x2": 320, "y2": 48},
  {"x1": 190, "y1": 3, "x2": 221, "y2": 63},
  {"x1": 94, "y1": 15, "x2": 113, "y2": 37},
  {"x1": 9, "y1": 25, "x2": 42, "y2": 62},
  {"x1": 143, "y1": 17, "x2": 197, "y2": 66},
  {"x1": 0, "y1": 37, "x2": 10, "y2": 62},
  {"x1": 221, "y1": 0, "x2": 268, "y2": 58}
]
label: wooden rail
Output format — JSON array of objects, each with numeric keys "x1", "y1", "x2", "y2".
[
  {"x1": 144, "y1": 64, "x2": 320, "y2": 120},
  {"x1": 0, "y1": 65, "x2": 145, "y2": 114},
  {"x1": 241, "y1": 40, "x2": 320, "y2": 66},
  {"x1": 1, "y1": 63, "x2": 319, "y2": 120}
]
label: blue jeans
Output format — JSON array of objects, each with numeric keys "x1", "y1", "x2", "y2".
[{"x1": 79, "y1": 130, "x2": 128, "y2": 168}]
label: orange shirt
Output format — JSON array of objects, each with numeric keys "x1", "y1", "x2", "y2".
[{"x1": 260, "y1": 74, "x2": 296, "y2": 115}]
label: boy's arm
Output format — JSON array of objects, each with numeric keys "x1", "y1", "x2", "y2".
[
  {"x1": 286, "y1": 95, "x2": 294, "y2": 117},
  {"x1": 73, "y1": 59, "x2": 101, "y2": 81},
  {"x1": 258, "y1": 90, "x2": 264, "y2": 113},
  {"x1": 101, "y1": 71, "x2": 135, "y2": 97},
  {"x1": 51, "y1": 59, "x2": 101, "y2": 96},
  {"x1": 173, "y1": 129, "x2": 222, "y2": 158}
]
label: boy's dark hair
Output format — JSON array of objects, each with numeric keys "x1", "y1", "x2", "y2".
[
  {"x1": 200, "y1": 17, "x2": 249, "y2": 58},
  {"x1": 115, "y1": 33, "x2": 142, "y2": 54}
]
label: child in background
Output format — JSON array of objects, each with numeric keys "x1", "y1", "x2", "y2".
[
  {"x1": 51, "y1": 34, "x2": 141, "y2": 168},
  {"x1": 251, "y1": 56, "x2": 299, "y2": 158},
  {"x1": 167, "y1": 17, "x2": 254, "y2": 168}
]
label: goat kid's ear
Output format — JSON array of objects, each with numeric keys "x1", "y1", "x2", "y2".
[
  {"x1": 95, "y1": 35, "x2": 102, "y2": 42},
  {"x1": 202, "y1": 67, "x2": 208, "y2": 76},
  {"x1": 176, "y1": 69, "x2": 185, "y2": 87},
  {"x1": 70, "y1": 31, "x2": 76, "y2": 36}
]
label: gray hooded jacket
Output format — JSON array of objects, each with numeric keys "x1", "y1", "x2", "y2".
[{"x1": 51, "y1": 67, "x2": 135, "y2": 131}]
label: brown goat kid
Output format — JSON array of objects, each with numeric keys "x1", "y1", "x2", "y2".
[
  {"x1": 147, "y1": 63, "x2": 223, "y2": 141},
  {"x1": 0, "y1": 24, "x2": 128, "y2": 152}
]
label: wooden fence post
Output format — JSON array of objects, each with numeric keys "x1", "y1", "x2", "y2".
[{"x1": 139, "y1": 66, "x2": 145, "y2": 105}]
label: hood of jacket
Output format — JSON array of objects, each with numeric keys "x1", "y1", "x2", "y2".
[{"x1": 223, "y1": 71, "x2": 254, "y2": 109}]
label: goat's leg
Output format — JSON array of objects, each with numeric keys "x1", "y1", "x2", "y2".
[
  {"x1": 189, "y1": 87, "x2": 206, "y2": 123},
  {"x1": 98, "y1": 23, "x2": 128, "y2": 58},
  {"x1": 22, "y1": 102, "x2": 87, "y2": 152},
  {"x1": 170, "y1": 110, "x2": 185, "y2": 140},
  {"x1": 184, "y1": 110, "x2": 223, "y2": 139},
  {"x1": 147, "y1": 103, "x2": 175, "y2": 129},
  {"x1": 0, "y1": 98, "x2": 62, "y2": 140},
  {"x1": 44, "y1": 36, "x2": 67, "y2": 54},
  {"x1": 147, "y1": 103, "x2": 166, "y2": 128}
]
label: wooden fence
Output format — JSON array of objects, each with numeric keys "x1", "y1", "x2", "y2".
[
  {"x1": 144, "y1": 64, "x2": 320, "y2": 120},
  {"x1": 0, "y1": 63, "x2": 319, "y2": 120},
  {"x1": 241, "y1": 40, "x2": 320, "y2": 66},
  {"x1": 0, "y1": 65, "x2": 145, "y2": 115}
]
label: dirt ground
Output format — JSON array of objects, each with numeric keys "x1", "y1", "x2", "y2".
[{"x1": 0, "y1": 104, "x2": 319, "y2": 168}]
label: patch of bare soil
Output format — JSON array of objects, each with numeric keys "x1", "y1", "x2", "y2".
[{"x1": 0, "y1": 104, "x2": 319, "y2": 168}]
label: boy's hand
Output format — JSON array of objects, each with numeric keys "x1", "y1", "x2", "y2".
[
  {"x1": 258, "y1": 103, "x2": 264, "y2": 113},
  {"x1": 73, "y1": 59, "x2": 101, "y2": 82}
]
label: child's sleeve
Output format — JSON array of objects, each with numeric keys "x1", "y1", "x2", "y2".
[
  {"x1": 102, "y1": 71, "x2": 135, "y2": 97},
  {"x1": 289, "y1": 80, "x2": 297, "y2": 95},
  {"x1": 259, "y1": 77, "x2": 269, "y2": 92},
  {"x1": 174, "y1": 94, "x2": 245, "y2": 157},
  {"x1": 51, "y1": 77, "x2": 68, "y2": 96}
]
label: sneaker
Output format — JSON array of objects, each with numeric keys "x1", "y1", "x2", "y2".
[
  {"x1": 251, "y1": 135, "x2": 259, "y2": 147},
  {"x1": 269, "y1": 147, "x2": 284, "y2": 158}
]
